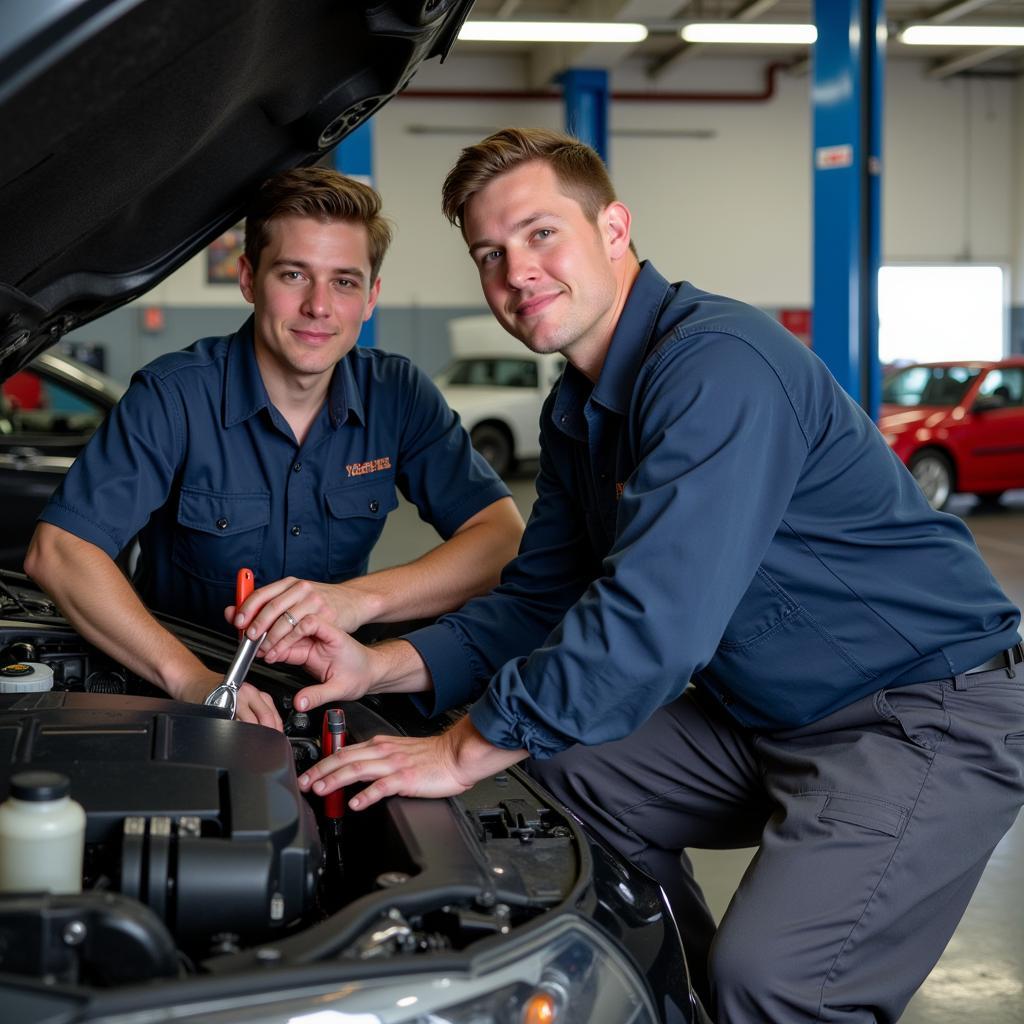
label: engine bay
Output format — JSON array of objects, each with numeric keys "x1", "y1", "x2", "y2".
[
  {"x1": 0, "y1": 691, "x2": 322, "y2": 977},
  {"x1": 0, "y1": 605, "x2": 583, "y2": 991}
]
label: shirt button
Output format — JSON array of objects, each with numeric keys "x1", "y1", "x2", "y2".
[
  {"x1": 368, "y1": 500, "x2": 380, "y2": 513},
  {"x1": 291, "y1": 524, "x2": 301, "y2": 536},
  {"x1": 216, "y1": 517, "x2": 229, "y2": 530},
  {"x1": 292, "y1": 462, "x2": 302, "y2": 473}
]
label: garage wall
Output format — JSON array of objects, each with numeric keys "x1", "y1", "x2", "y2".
[
  {"x1": 375, "y1": 54, "x2": 816, "y2": 309},
  {"x1": 885, "y1": 68, "x2": 1015, "y2": 264},
  {"x1": 1013, "y1": 73, "x2": 1024, "y2": 351},
  {"x1": 64, "y1": 307, "x2": 247, "y2": 387},
  {"x1": 69, "y1": 54, "x2": 1023, "y2": 381}
]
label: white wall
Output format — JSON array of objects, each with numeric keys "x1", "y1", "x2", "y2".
[
  {"x1": 144, "y1": 53, "x2": 1020, "y2": 315},
  {"x1": 141, "y1": 247, "x2": 248, "y2": 311},
  {"x1": 376, "y1": 55, "x2": 813, "y2": 309},
  {"x1": 1014, "y1": 73, "x2": 1024, "y2": 306},
  {"x1": 607, "y1": 63, "x2": 812, "y2": 307},
  {"x1": 884, "y1": 64, "x2": 1016, "y2": 263}
]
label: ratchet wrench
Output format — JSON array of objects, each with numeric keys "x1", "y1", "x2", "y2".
[{"x1": 204, "y1": 568, "x2": 266, "y2": 718}]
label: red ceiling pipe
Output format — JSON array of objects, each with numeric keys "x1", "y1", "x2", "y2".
[{"x1": 398, "y1": 61, "x2": 789, "y2": 104}]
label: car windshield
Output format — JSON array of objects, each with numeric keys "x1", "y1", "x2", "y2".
[
  {"x1": 446, "y1": 358, "x2": 538, "y2": 388},
  {"x1": 882, "y1": 365, "x2": 983, "y2": 407},
  {"x1": 1, "y1": 365, "x2": 110, "y2": 438}
]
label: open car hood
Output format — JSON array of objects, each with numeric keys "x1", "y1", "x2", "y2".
[{"x1": 0, "y1": 0, "x2": 473, "y2": 381}]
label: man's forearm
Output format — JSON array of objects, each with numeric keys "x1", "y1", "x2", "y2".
[
  {"x1": 340, "y1": 496, "x2": 523, "y2": 624},
  {"x1": 286, "y1": 635, "x2": 435, "y2": 714},
  {"x1": 366, "y1": 638, "x2": 434, "y2": 694},
  {"x1": 444, "y1": 714, "x2": 528, "y2": 781},
  {"x1": 24, "y1": 524, "x2": 210, "y2": 698}
]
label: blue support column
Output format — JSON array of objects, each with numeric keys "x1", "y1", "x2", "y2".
[
  {"x1": 812, "y1": 0, "x2": 885, "y2": 419},
  {"x1": 333, "y1": 120, "x2": 377, "y2": 347},
  {"x1": 559, "y1": 69, "x2": 609, "y2": 165}
]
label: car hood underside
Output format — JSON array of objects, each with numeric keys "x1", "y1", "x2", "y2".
[{"x1": 0, "y1": 0, "x2": 471, "y2": 380}]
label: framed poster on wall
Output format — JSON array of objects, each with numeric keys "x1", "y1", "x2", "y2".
[{"x1": 206, "y1": 221, "x2": 245, "y2": 284}]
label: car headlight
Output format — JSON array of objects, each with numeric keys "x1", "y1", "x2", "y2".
[{"x1": 95, "y1": 920, "x2": 660, "y2": 1024}]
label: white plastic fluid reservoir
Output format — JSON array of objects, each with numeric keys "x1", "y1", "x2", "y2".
[
  {"x1": 0, "y1": 662, "x2": 54, "y2": 693},
  {"x1": 0, "y1": 771, "x2": 86, "y2": 894}
]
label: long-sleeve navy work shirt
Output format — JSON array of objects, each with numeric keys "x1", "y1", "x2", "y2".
[
  {"x1": 407, "y1": 262, "x2": 1020, "y2": 754},
  {"x1": 39, "y1": 318, "x2": 508, "y2": 634}
]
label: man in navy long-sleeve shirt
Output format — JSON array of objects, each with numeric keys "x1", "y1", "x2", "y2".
[{"x1": 252, "y1": 129, "x2": 1024, "y2": 1023}]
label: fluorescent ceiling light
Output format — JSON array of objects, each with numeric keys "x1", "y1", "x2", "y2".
[
  {"x1": 900, "y1": 25, "x2": 1024, "y2": 46},
  {"x1": 458, "y1": 21, "x2": 648, "y2": 44},
  {"x1": 681, "y1": 23, "x2": 817, "y2": 44}
]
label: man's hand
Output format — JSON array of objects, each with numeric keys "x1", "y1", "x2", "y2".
[
  {"x1": 23, "y1": 525, "x2": 285, "y2": 722},
  {"x1": 232, "y1": 682, "x2": 283, "y2": 730},
  {"x1": 175, "y1": 670, "x2": 283, "y2": 731},
  {"x1": 227, "y1": 577, "x2": 373, "y2": 649},
  {"x1": 298, "y1": 716, "x2": 526, "y2": 810},
  {"x1": 258, "y1": 614, "x2": 380, "y2": 711},
  {"x1": 224, "y1": 496, "x2": 524, "y2": 650}
]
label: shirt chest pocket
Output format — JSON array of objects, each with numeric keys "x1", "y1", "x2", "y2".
[
  {"x1": 325, "y1": 479, "x2": 399, "y2": 577},
  {"x1": 172, "y1": 486, "x2": 271, "y2": 585}
]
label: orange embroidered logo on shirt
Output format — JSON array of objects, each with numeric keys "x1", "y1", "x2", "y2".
[
  {"x1": 346, "y1": 456, "x2": 392, "y2": 478},
  {"x1": 615, "y1": 482, "x2": 625, "y2": 500}
]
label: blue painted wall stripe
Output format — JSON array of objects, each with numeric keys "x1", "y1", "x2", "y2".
[{"x1": 334, "y1": 120, "x2": 377, "y2": 348}]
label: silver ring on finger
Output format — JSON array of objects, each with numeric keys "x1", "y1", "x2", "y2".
[{"x1": 282, "y1": 610, "x2": 298, "y2": 628}]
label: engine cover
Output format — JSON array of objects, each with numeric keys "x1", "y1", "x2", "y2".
[{"x1": 0, "y1": 692, "x2": 320, "y2": 938}]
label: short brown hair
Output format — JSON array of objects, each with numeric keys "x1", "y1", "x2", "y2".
[
  {"x1": 245, "y1": 166, "x2": 392, "y2": 280},
  {"x1": 441, "y1": 127, "x2": 619, "y2": 232}
]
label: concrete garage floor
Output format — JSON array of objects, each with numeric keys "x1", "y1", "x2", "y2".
[{"x1": 370, "y1": 481, "x2": 1024, "y2": 1023}]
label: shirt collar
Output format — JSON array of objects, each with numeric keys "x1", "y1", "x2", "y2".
[
  {"x1": 223, "y1": 316, "x2": 364, "y2": 429},
  {"x1": 550, "y1": 261, "x2": 673, "y2": 438},
  {"x1": 223, "y1": 317, "x2": 271, "y2": 428},
  {"x1": 592, "y1": 261, "x2": 673, "y2": 415},
  {"x1": 330, "y1": 353, "x2": 364, "y2": 427}
]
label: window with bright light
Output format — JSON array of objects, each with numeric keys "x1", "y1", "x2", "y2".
[{"x1": 878, "y1": 265, "x2": 1005, "y2": 365}]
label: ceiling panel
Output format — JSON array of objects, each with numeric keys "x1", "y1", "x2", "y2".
[{"x1": 457, "y1": 1, "x2": 1024, "y2": 79}]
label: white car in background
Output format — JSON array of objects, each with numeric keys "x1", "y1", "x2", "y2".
[{"x1": 435, "y1": 315, "x2": 565, "y2": 476}]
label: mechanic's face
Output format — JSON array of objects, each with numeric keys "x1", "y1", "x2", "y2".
[
  {"x1": 239, "y1": 215, "x2": 380, "y2": 385},
  {"x1": 463, "y1": 160, "x2": 632, "y2": 373}
]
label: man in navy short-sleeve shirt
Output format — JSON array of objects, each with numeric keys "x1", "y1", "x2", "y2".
[
  {"x1": 256, "y1": 133, "x2": 1023, "y2": 1022},
  {"x1": 25, "y1": 167, "x2": 523, "y2": 728}
]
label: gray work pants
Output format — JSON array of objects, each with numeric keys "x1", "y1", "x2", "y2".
[{"x1": 528, "y1": 668, "x2": 1024, "y2": 1023}]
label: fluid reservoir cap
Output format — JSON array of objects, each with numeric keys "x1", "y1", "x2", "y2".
[
  {"x1": 10, "y1": 770, "x2": 70, "y2": 802},
  {"x1": 0, "y1": 662, "x2": 54, "y2": 693}
]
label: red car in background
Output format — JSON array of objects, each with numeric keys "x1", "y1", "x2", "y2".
[{"x1": 879, "y1": 357, "x2": 1024, "y2": 510}]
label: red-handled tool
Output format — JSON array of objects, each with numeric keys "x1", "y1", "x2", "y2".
[
  {"x1": 321, "y1": 708, "x2": 347, "y2": 819},
  {"x1": 235, "y1": 568, "x2": 255, "y2": 640},
  {"x1": 203, "y1": 567, "x2": 265, "y2": 718}
]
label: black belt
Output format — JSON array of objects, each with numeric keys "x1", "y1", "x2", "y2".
[{"x1": 965, "y1": 642, "x2": 1024, "y2": 677}]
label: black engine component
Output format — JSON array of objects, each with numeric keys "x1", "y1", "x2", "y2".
[
  {"x1": 0, "y1": 692, "x2": 321, "y2": 942},
  {"x1": 83, "y1": 669, "x2": 127, "y2": 694},
  {"x1": 0, "y1": 891, "x2": 178, "y2": 985},
  {"x1": 1, "y1": 641, "x2": 37, "y2": 663}
]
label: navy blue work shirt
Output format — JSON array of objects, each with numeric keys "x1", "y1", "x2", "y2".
[
  {"x1": 40, "y1": 318, "x2": 509, "y2": 634},
  {"x1": 406, "y1": 262, "x2": 1020, "y2": 755}
]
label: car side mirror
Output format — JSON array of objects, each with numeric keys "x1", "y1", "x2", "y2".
[{"x1": 973, "y1": 394, "x2": 1006, "y2": 413}]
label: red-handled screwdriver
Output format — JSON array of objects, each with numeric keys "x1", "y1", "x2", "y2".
[
  {"x1": 235, "y1": 568, "x2": 255, "y2": 640},
  {"x1": 321, "y1": 708, "x2": 347, "y2": 819}
]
